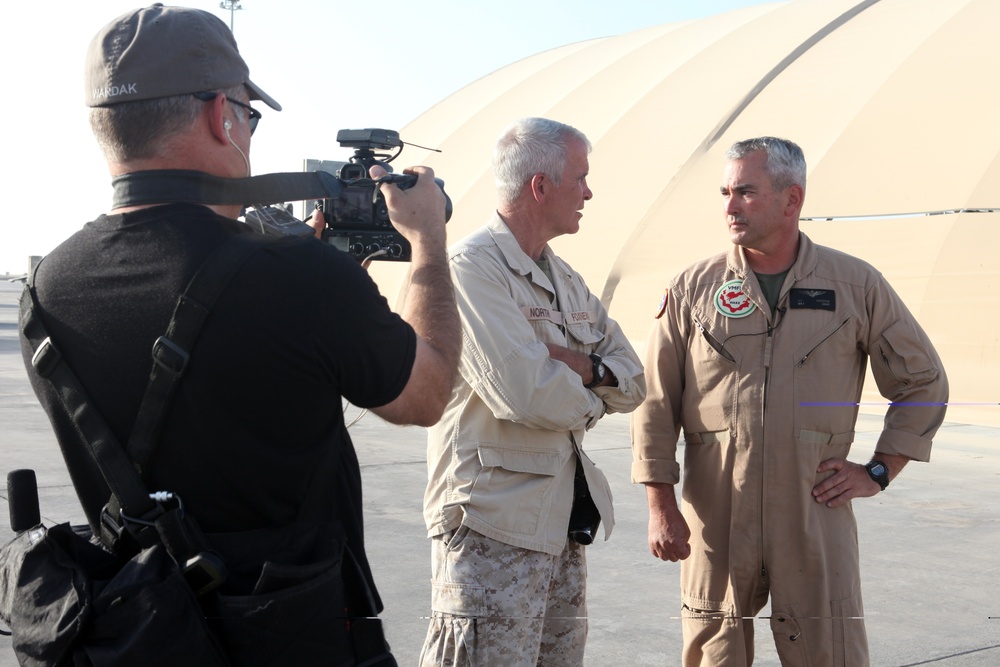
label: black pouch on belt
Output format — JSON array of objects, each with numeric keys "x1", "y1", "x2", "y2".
[{"x1": 567, "y1": 457, "x2": 602, "y2": 546}]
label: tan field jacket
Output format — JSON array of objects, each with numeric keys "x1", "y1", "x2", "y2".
[{"x1": 426, "y1": 213, "x2": 646, "y2": 556}]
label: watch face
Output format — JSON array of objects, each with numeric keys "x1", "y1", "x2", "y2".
[{"x1": 870, "y1": 463, "x2": 886, "y2": 476}]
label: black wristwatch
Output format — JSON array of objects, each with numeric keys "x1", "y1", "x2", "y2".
[
  {"x1": 864, "y1": 459, "x2": 890, "y2": 491},
  {"x1": 584, "y1": 353, "x2": 606, "y2": 389}
]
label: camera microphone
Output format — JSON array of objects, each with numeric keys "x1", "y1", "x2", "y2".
[{"x1": 7, "y1": 468, "x2": 41, "y2": 532}]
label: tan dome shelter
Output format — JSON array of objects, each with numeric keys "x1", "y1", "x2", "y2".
[{"x1": 368, "y1": 0, "x2": 999, "y2": 427}]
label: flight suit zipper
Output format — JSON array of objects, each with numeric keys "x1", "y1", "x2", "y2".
[
  {"x1": 760, "y1": 308, "x2": 778, "y2": 590},
  {"x1": 758, "y1": 300, "x2": 787, "y2": 586},
  {"x1": 796, "y1": 318, "x2": 851, "y2": 367},
  {"x1": 695, "y1": 320, "x2": 735, "y2": 363}
]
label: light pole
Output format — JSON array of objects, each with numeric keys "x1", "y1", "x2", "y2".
[{"x1": 219, "y1": 1, "x2": 243, "y2": 32}]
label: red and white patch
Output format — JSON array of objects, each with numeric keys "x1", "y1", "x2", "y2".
[
  {"x1": 654, "y1": 289, "x2": 668, "y2": 319},
  {"x1": 714, "y1": 279, "x2": 756, "y2": 318}
]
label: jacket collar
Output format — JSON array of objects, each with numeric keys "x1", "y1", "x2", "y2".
[
  {"x1": 727, "y1": 231, "x2": 818, "y2": 280},
  {"x1": 487, "y1": 211, "x2": 555, "y2": 290}
]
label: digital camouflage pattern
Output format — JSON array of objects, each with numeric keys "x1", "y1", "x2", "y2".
[{"x1": 419, "y1": 527, "x2": 588, "y2": 666}]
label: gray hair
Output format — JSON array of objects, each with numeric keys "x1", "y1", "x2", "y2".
[
  {"x1": 90, "y1": 84, "x2": 246, "y2": 163},
  {"x1": 493, "y1": 117, "x2": 591, "y2": 206},
  {"x1": 725, "y1": 136, "x2": 806, "y2": 191}
]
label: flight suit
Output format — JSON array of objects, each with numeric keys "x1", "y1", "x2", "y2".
[{"x1": 632, "y1": 233, "x2": 948, "y2": 666}]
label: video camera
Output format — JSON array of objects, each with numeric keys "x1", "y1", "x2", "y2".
[{"x1": 243, "y1": 129, "x2": 450, "y2": 263}]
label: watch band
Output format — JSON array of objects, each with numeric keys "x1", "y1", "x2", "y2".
[
  {"x1": 584, "y1": 353, "x2": 605, "y2": 389},
  {"x1": 865, "y1": 460, "x2": 890, "y2": 491}
]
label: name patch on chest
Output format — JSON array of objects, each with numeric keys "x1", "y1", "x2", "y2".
[
  {"x1": 789, "y1": 288, "x2": 836, "y2": 311},
  {"x1": 520, "y1": 306, "x2": 596, "y2": 326},
  {"x1": 522, "y1": 306, "x2": 562, "y2": 325}
]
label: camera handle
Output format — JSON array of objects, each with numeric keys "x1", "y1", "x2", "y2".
[
  {"x1": 371, "y1": 173, "x2": 453, "y2": 222},
  {"x1": 374, "y1": 173, "x2": 417, "y2": 190}
]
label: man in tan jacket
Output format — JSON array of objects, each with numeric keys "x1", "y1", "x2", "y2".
[
  {"x1": 632, "y1": 136, "x2": 948, "y2": 666},
  {"x1": 420, "y1": 117, "x2": 645, "y2": 666}
]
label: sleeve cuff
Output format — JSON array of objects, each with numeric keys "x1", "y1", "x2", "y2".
[
  {"x1": 631, "y1": 459, "x2": 681, "y2": 485},
  {"x1": 875, "y1": 428, "x2": 934, "y2": 462}
]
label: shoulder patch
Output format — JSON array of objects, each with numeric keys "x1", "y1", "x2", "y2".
[
  {"x1": 654, "y1": 289, "x2": 668, "y2": 319},
  {"x1": 714, "y1": 279, "x2": 756, "y2": 318}
]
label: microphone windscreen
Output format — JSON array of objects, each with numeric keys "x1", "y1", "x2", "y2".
[{"x1": 7, "y1": 468, "x2": 40, "y2": 532}]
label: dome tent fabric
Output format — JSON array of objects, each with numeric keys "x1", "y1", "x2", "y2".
[{"x1": 374, "y1": 0, "x2": 998, "y2": 426}]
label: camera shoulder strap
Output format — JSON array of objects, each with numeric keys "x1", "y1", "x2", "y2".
[{"x1": 111, "y1": 169, "x2": 345, "y2": 209}]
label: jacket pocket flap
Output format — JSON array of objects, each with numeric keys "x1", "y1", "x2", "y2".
[
  {"x1": 477, "y1": 446, "x2": 564, "y2": 476},
  {"x1": 565, "y1": 323, "x2": 604, "y2": 346},
  {"x1": 880, "y1": 319, "x2": 934, "y2": 374}
]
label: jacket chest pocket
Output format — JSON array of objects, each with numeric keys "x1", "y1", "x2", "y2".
[
  {"x1": 791, "y1": 316, "x2": 860, "y2": 439},
  {"x1": 690, "y1": 319, "x2": 739, "y2": 402},
  {"x1": 565, "y1": 321, "x2": 604, "y2": 350},
  {"x1": 472, "y1": 446, "x2": 567, "y2": 535}
]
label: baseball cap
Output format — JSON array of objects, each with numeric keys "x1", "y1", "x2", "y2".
[{"x1": 85, "y1": 3, "x2": 281, "y2": 111}]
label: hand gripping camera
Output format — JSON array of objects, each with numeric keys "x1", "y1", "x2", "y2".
[
  {"x1": 243, "y1": 129, "x2": 451, "y2": 263},
  {"x1": 316, "y1": 129, "x2": 442, "y2": 262}
]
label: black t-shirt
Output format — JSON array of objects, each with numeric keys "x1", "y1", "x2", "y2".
[{"x1": 21, "y1": 203, "x2": 416, "y2": 603}]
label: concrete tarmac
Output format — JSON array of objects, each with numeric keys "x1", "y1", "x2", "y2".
[{"x1": 1, "y1": 279, "x2": 998, "y2": 666}]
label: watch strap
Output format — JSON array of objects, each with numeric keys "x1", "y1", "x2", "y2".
[
  {"x1": 865, "y1": 460, "x2": 890, "y2": 491},
  {"x1": 584, "y1": 353, "x2": 604, "y2": 389}
]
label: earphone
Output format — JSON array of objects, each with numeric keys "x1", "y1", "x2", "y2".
[{"x1": 222, "y1": 118, "x2": 250, "y2": 177}]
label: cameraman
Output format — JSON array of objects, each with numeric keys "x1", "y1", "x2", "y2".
[{"x1": 19, "y1": 4, "x2": 458, "y2": 664}]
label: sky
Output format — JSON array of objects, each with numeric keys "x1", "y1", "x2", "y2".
[{"x1": 0, "y1": 0, "x2": 769, "y2": 275}]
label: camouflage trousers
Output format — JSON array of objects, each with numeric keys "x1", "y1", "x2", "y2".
[{"x1": 418, "y1": 526, "x2": 588, "y2": 667}]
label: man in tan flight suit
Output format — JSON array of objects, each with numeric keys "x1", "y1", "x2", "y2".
[{"x1": 631, "y1": 136, "x2": 948, "y2": 666}]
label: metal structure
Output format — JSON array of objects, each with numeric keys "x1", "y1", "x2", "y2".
[
  {"x1": 219, "y1": 0, "x2": 243, "y2": 32},
  {"x1": 389, "y1": 0, "x2": 1000, "y2": 427}
]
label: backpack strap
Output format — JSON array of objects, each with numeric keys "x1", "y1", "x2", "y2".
[
  {"x1": 127, "y1": 233, "x2": 276, "y2": 473},
  {"x1": 21, "y1": 287, "x2": 156, "y2": 541},
  {"x1": 21, "y1": 232, "x2": 278, "y2": 590}
]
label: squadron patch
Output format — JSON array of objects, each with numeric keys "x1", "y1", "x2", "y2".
[
  {"x1": 714, "y1": 279, "x2": 756, "y2": 318},
  {"x1": 654, "y1": 289, "x2": 668, "y2": 319}
]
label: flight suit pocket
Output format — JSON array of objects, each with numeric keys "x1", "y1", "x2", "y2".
[
  {"x1": 695, "y1": 320, "x2": 736, "y2": 364},
  {"x1": 690, "y1": 320, "x2": 738, "y2": 409},
  {"x1": 831, "y1": 593, "x2": 868, "y2": 666},
  {"x1": 680, "y1": 596, "x2": 736, "y2": 660},
  {"x1": 680, "y1": 596, "x2": 728, "y2": 622},
  {"x1": 770, "y1": 609, "x2": 809, "y2": 663},
  {"x1": 473, "y1": 446, "x2": 563, "y2": 535},
  {"x1": 872, "y1": 319, "x2": 938, "y2": 395},
  {"x1": 680, "y1": 430, "x2": 733, "y2": 563},
  {"x1": 681, "y1": 431, "x2": 731, "y2": 504},
  {"x1": 793, "y1": 316, "x2": 860, "y2": 436},
  {"x1": 796, "y1": 430, "x2": 854, "y2": 470}
]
